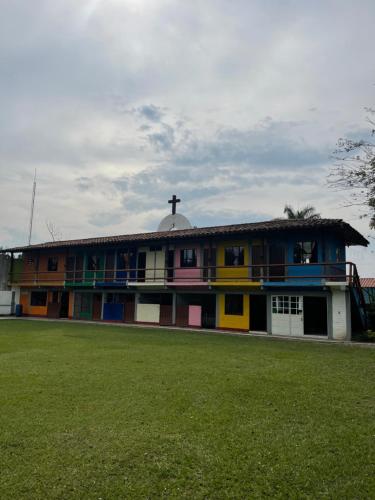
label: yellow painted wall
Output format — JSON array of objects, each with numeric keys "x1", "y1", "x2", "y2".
[
  {"x1": 216, "y1": 241, "x2": 249, "y2": 282},
  {"x1": 34, "y1": 280, "x2": 65, "y2": 287},
  {"x1": 218, "y1": 293, "x2": 249, "y2": 330}
]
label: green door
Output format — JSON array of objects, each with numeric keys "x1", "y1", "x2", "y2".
[{"x1": 74, "y1": 292, "x2": 93, "y2": 320}]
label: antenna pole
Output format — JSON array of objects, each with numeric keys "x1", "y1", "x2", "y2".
[{"x1": 28, "y1": 169, "x2": 37, "y2": 245}]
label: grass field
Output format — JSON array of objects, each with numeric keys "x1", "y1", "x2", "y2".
[{"x1": 0, "y1": 320, "x2": 374, "y2": 499}]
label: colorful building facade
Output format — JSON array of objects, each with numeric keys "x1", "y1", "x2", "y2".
[{"x1": 2, "y1": 215, "x2": 369, "y2": 340}]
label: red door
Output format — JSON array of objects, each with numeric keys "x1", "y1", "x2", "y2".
[
  {"x1": 92, "y1": 293, "x2": 102, "y2": 320},
  {"x1": 124, "y1": 296, "x2": 135, "y2": 323}
]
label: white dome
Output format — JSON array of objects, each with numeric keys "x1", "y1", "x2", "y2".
[{"x1": 157, "y1": 213, "x2": 192, "y2": 231}]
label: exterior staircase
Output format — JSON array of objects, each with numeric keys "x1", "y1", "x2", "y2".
[{"x1": 349, "y1": 263, "x2": 368, "y2": 330}]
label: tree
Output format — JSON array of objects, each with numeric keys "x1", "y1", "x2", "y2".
[
  {"x1": 330, "y1": 108, "x2": 375, "y2": 229},
  {"x1": 283, "y1": 204, "x2": 321, "y2": 220},
  {"x1": 45, "y1": 220, "x2": 62, "y2": 242}
]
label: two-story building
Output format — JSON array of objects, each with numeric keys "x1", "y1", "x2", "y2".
[{"x1": 1, "y1": 205, "x2": 369, "y2": 340}]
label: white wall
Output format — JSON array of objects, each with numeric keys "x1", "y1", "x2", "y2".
[
  {"x1": 136, "y1": 303, "x2": 160, "y2": 323},
  {"x1": 146, "y1": 250, "x2": 165, "y2": 281},
  {"x1": 0, "y1": 291, "x2": 14, "y2": 315},
  {"x1": 0, "y1": 254, "x2": 10, "y2": 290},
  {"x1": 138, "y1": 247, "x2": 165, "y2": 282},
  {"x1": 331, "y1": 289, "x2": 350, "y2": 340}
]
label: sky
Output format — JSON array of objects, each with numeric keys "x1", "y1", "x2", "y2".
[{"x1": 0, "y1": 0, "x2": 374, "y2": 274}]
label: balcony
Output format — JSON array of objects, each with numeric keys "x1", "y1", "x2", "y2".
[
  {"x1": 10, "y1": 270, "x2": 65, "y2": 287},
  {"x1": 8, "y1": 262, "x2": 356, "y2": 288}
]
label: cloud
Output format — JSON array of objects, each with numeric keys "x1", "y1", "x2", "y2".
[
  {"x1": 136, "y1": 104, "x2": 165, "y2": 122},
  {"x1": 77, "y1": 177, "x2": 93, "y2": 192},
  {"x1": 147, "y1": 123, "x2": 175, "y2": 151},
  {"x1": 170, "y1": 120, "x2": 328, "y2": 170},
  {"x1": 0, "y1": 0, "x2": 374, "y2": 274},
  {"x1": 88, "y1": 211, "x2": 123, "y2": 228}
]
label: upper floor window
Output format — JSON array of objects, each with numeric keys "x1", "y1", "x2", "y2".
[
  {"x1": 117, "y1": 252, "x2": 130, "y2": 270},
  {"x1": 225, "y1": 246, "x2": 244, "y2": 266},
  {"x1": 66, "y1": 256, "x2": 75, "y2": 271},
  {"x1": 87, "y1": 256, "x2": 100, "y2": 271},
  {"x1": 225, "y1": 294, "x2": 243, "y2": 315},
  {"x1": 117, "y1": 249, "x2": 136, "y2": 270},
  {"x1": 47, "y1": 257, "x2": 58, "y2": 272},
  {"x1": 335, "y1": 247, "x2": 344, "y2": 262},
  {"x1": 293, "y1": 241, "x2": 318, "y2": 264},
  {"x1": 180, "y1": 249, "x2": 197, "y2": 267}
]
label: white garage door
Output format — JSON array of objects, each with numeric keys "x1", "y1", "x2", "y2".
[{"x1": 271, "y1": 295, "x2": 304, "y2": 337}]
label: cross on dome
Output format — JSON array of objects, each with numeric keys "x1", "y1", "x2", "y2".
[
  {"x1": 157, "y1": 195, "x2": 192, "y2": 231},
  {"x1": 168, "y1": 195, "x2": 181, "y2": 215}
]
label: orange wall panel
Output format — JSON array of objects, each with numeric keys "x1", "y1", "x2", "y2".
[
  {"x1": 37, "y1": 253, "x2": 66, "y2": 283},
  {"x1": 19, "y1": 290, "x2": 29, "y2": 313},
  {"x1": 19, "y1": 252, "x2": 66, "y2": 286},
  {"x1": 19, "y1": 289, "x2": 48, "y2": 317},
  {"x1": 68, "y1": 291, "x2": 74, "y2": 318},
  {"x1": 29, "y1": 306, "x2": 48, "y2": 317}
]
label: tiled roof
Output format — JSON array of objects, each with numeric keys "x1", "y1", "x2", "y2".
[
  {"x1": 360, "y1": 278, "x2": 375, "y2": 288},
  {"x1": 1, "y1": 218, "x2": 369, "y2": 252}
]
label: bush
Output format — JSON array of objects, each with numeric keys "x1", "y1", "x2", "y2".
[
  {"x1": 367, "y1": 309, "x2": 375, "y2": 330},
  {"x1": 353, "y1": 330, "x2": 375, "y2": 343}
]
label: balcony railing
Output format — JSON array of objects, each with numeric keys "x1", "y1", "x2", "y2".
[{"x1": 9, "y1": 262, "x2": 356, "y2": 286}]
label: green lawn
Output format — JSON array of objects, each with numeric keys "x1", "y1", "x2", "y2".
[{"x1": 0, "y1": 320, "x2": 374, "y2": 499}]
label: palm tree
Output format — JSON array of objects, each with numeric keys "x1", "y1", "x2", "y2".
[{"x1": 283, "y1": 204, "x2": 321, "y2": 220}]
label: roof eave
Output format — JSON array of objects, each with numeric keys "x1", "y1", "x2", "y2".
[{"x1": 1, "y1": 218, "x2": 369, "y2": 252}]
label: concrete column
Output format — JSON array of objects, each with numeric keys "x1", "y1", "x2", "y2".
[
  {"x1": 331, "y1": 288, "x2": 351, "y2": 340},
  {"x1": 134, "y1": 292, "x2": 140, "y2": 322},
  {"x1": 215, "y1": 293, "x2": 220, "y2": 329},
  {"x1": 266, "y1": 294, "x2": 272, "y2": 334},
  {"x1": 101, "y1": 292, "x2": 106, "y2": 320},
  {"x1": 172, "y1": 292, "x2": 176, "y2": 325},
  {"x1": 11, "y1": 286, "x2": 21, "y2": 306}
]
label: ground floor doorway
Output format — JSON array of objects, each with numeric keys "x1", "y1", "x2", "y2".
[
  {"x1": 47, "y1": 290, "x2": 70, "y2": 319},
  {"x1": 271, "y1": 295, "x2": 304, "y2": 336},
  {"x1": 102, "y1": 292, "x2": 136, "y2": 322},
  {"x1": 60, "y1": 291, "x2": 69, "y2": 318},
  {"x1": 271, "y1": 295, "x2": 328, "y2": 336},
  {"x1": 159, "y1": 294, "x2": 173, "y2": 326},
  {"x1": 92, "y1": 293, "x2": 102, "y2": 321},
  {"x1": 249, "y1": 294, "x2": 267, "y2": 332},
  {"x1": 176, "y1": 294, "x2": 216, "y2": 328},
  {"x1": 303, "y1": 296, "x2": 327, "y2": 336},
  {"x1": 74, "y1": 292, "x2": 93, "y2": 320}
]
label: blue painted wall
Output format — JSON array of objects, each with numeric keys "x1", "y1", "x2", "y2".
[{"x1": 264, "y1": 230, "x2": 347, "y2": 286}]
